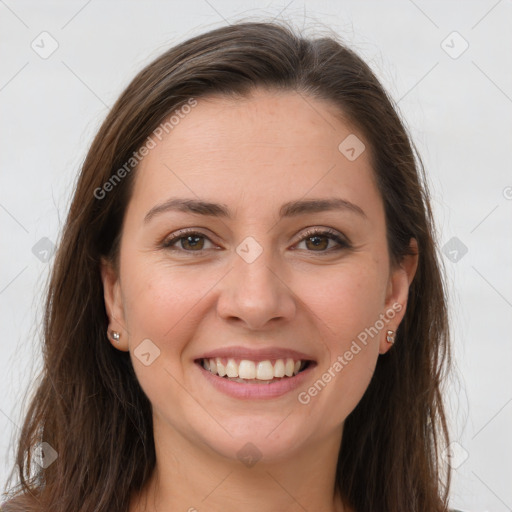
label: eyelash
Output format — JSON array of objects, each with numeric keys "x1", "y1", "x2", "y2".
[{"x1": 161, "y1": 227, "x2": 350, "y2": 255}]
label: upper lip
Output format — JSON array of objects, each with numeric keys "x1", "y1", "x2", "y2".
[{"x1": 195, "y1": 346, "x2": 316, "y2": 363}]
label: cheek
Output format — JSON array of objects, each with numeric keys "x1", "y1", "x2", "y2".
[
  {"x1": 293, "y1": 260, "x2": 385, "y2": 417},
  {"x1": 121, "y1": 258, "x2": 212, "y2": 340},
  {"x1": 297, "y1": 259, "x2": 387, "y2": 339},
  {"x1": 322, "y1": 346, "x2": 378, "y2": 426},
  {"x1": 120, "y1": 263, "x2": 212, "y2": 398}
]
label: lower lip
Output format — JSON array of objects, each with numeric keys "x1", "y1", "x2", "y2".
[{"x1": 195, "y1": 361, "x2": 316, "y2": 399}]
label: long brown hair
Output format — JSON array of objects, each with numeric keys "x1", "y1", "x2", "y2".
[{"x1": 2, "y1": 20, "x2": 451, "y2": 512}]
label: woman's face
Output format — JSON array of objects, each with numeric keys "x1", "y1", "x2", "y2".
[{"x1": 102, "y1": 89, "x2": 415, "y2": 464}]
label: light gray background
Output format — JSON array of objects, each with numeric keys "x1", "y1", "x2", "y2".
[{"x1": 1, "y1": 1, "x2": 511, "y2": 511}]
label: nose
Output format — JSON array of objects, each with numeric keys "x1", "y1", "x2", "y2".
[{"x1": 216, "y1": 246, "x2": 297, "y2": 330}]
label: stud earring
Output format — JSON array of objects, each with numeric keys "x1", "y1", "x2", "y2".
[
  {"x1": 109, "y1": 330, "x2": 120, "y2": 343},
  {"x1": 386, "y1": 330, "x2": 395, "y2": 344}
]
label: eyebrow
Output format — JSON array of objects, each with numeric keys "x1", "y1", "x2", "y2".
[{"x1": 144, "y1": 197, "x2": 367, "y2": 224}]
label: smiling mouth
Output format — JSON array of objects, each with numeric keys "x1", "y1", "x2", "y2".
[{"x1": 195, "y1": 357, "x2": 313, "y2": 384}]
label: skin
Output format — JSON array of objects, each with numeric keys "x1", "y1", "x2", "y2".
[{"x1": 101, "y1": 89, "x2": 418, "y2": 512}]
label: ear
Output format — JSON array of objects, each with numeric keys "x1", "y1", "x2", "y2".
[
  {"x1": 100, "y1": 256, "x2": 129, "y2": 352},
  {"x1": 379, "y1": 238, "x2": 419, "y2": 354}
]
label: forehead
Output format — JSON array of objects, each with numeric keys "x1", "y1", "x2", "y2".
[{"x1": 129, "y1": 89, "x2": 382, "y2": 222}]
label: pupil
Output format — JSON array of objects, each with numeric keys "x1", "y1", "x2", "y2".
[
  {"x1": 308, "y1": 235, "x2": 327, "y2": 250},
  {"x1": 184, "y1": 235, "x2": 202, "y2": 249}
]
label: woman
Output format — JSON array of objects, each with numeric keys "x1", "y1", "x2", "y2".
[{"x1": 2, "y1": 20, "x2": 453, "y2": 512}]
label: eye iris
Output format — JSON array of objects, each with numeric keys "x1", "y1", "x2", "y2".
[
  {"x1": 182, "y1": 235, "x2": 204, "y2": 250},
  {"x1": 306, "y1": 235, "x2": 328, "y2": 251}
]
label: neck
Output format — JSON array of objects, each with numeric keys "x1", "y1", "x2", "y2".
[{"x1": 129, "y1": 417, "x2": 347, "y2": 512}]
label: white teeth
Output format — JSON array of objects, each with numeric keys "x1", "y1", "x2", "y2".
[
  {"x1": 226, "y1": 358, "x2": 238, "y2": 378},
  {"x1": 274, "y1": 359, "x2": 285, "y2": 378},
  {"x1": 256, "y1": 361, "x2": 274, "y2": 380},
  {"x1": 203, "y1": 357, "x2": 307, "y2": 380},
  {"x1": 238, "y1": 360, "x2": 256, "y2": 379},
  {"x1": 216, "y1": 359, "x2": 226, "y2": 377},
  {"x1": 284, "y1": 358, "x2": 294, "y2": 377}
]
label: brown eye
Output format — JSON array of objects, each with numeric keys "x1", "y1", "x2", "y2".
[
  {"x1": 179, "y1": 234, "x2": 205, "y2": 251},
  {"x1": 162, "y1": 231, "x2": 216, "y2": 252},
  {"x1": 304, "y1": 234, "x2": 330, "y2": 251},
  {"x1": 295, "y1": 228, "x2": 350, "y2": 253}
]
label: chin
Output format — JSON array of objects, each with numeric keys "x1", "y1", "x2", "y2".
[{"x1": 195, "y1": 415, "x2": 314, "y2": 466}]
